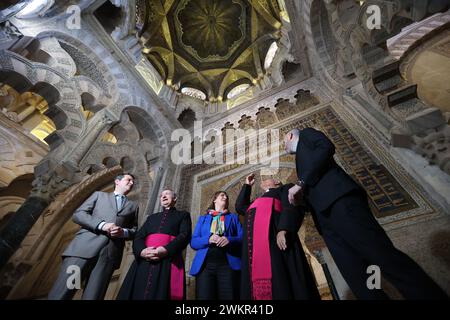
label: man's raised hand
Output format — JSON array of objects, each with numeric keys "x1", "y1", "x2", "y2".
[{"x1": 246, "y1": 173, "x2": 255, "y2": 186}]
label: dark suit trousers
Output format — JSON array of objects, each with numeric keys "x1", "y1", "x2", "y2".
[
  {"x1": 48, "y1": 244, "x2": 116, "y2": 300},
  {"x1": 195, "y1": 250, "x2": 239, "y2": 300},
  {"x1": 316, "y1": 191, "x2": 447, "y2": 300}
]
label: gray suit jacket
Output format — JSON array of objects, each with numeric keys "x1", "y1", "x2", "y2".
[{"x1": 63, "y1": 191, "x2": 139, "y2": 269}]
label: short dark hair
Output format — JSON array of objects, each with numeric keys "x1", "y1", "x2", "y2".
[
  {"x1": 115, "y1": 173, "x2": 135, "y2": 181},
  {"x1": 114, "y1": 173, "x2": 135, "y2": 188}
]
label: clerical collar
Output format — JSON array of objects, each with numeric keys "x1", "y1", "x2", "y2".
[{"x1": 163, "y1": 207, "x2": 175, "y2": 212}]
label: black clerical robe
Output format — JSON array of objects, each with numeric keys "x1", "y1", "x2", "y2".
[
  {"x1": 117, "y1": 208, "x2": 192, "y2": 300},
  {"x1": 235, "y1": 183, "x2": 320, "y2": 300}
]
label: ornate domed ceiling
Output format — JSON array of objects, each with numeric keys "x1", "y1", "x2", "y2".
[{"x1": 137, "y1": 0, "x2": 283, "y2": 102}]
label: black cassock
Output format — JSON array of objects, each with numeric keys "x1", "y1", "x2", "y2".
[
  {"x1": 235, "y1": 183, "x2": 320, "y2": 300},
  {"x1": 117, "y1": 208, "x2": 191, "y2": 300}
]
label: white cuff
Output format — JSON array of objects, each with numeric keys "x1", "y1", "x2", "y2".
[{"x1": 97, "y1": 221, "x2": 106, "y2": 231}]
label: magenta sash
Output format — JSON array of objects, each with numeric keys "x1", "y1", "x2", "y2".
[
  {"x1": 145, "y1": 233, "x2": 184, "y2": 300},
  {"x1": 247, "y1": 197, "x2": 282, "y2": 300}
]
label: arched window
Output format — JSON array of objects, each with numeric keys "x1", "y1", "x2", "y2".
[
  {"x1": 264, "y1": 42, "x2": 279, "y2": 70},
  {"x1": 0, "y1": 84, "x2": 57, "y2": 144},
  {"x1": 227, "y1": 84, "x2": 250, "y2": 100},
  {"x1": 181, "y1": 87, "x2": 206, "y2": 100}
]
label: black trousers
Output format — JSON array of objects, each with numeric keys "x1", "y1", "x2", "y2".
[
  {"x1": 196, "y1": 259, "x2": 239, "y2": 300},
  {"x1": 315, "y1": 191, "x2": 448, "y2": 300}
]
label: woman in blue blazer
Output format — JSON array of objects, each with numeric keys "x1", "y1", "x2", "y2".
[{"x1": 190, "y1": 191, "x2": 243, "y2": 300}]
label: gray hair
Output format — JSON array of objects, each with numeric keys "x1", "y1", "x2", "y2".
[
  {"x1": 161, "y1": 187, "x2": 177, "y2": 199},
  {"x1": 284, "y1": 128, "x2": 300, "y2": 154},
  {"x1": 288, "y1": 128, "x2": 300, "y2": 138}
]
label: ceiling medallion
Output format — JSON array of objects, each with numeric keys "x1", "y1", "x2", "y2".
[{"x1": 175, "y1": 0, "x2": 246, "y2": 62}]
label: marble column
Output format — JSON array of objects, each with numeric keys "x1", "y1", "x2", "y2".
[{"x1": 0, "y1": 196, "x2": 48, "y2": 269}]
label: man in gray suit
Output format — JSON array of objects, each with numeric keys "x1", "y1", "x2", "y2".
[{"x1": 48, "y1": 173, "x2": 139, "y2": 300}]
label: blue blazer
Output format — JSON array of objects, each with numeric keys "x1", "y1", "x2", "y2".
[{"x1": 189, "y1": 213, "x2": 243, "y2": 276}]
